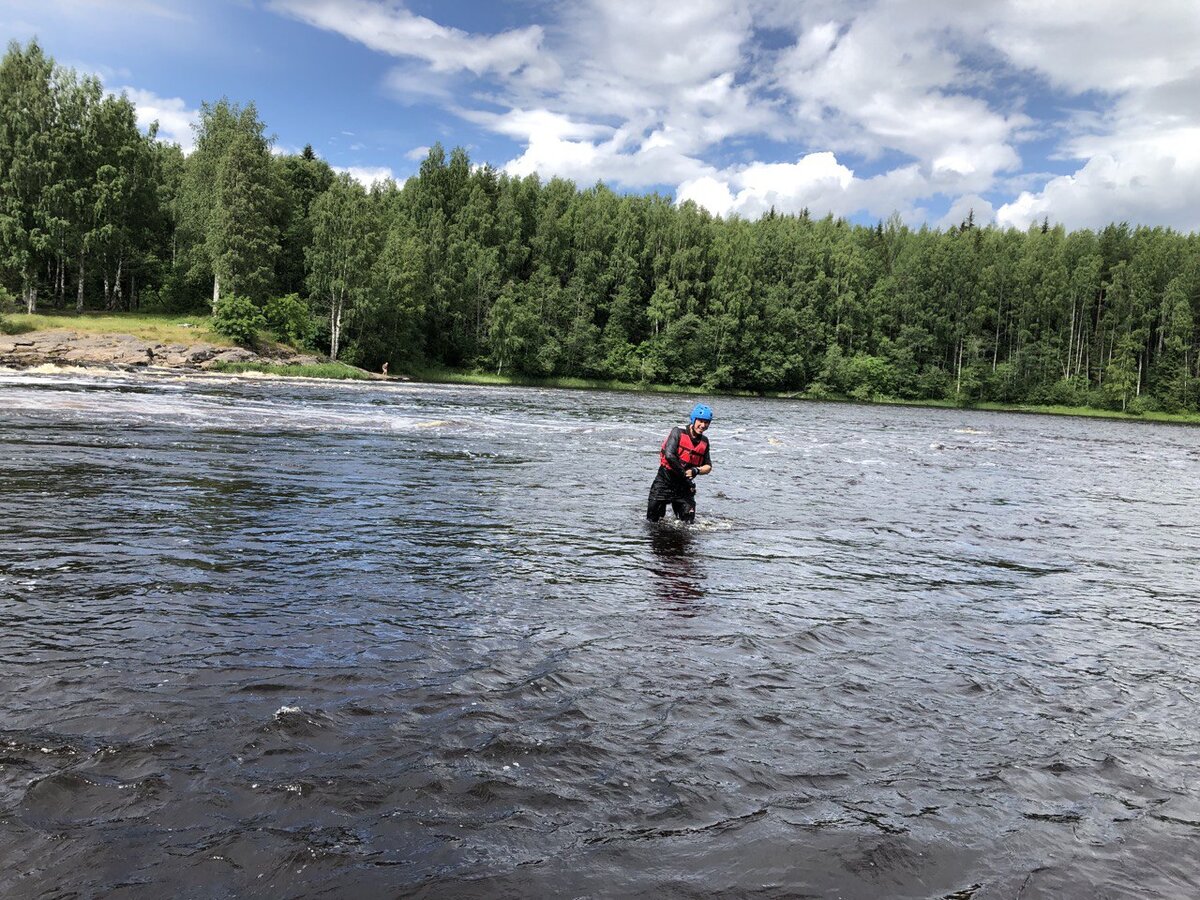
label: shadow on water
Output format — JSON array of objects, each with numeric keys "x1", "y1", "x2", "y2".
[{"x1": 648, "y1": 523, "x2": 705, "y2": 614}]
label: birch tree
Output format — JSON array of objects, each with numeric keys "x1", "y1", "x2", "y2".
[
  {"x1": 306, "y1": 174, "x2": 377, "y2": 361},
  {"x1": 0, "y1": 40, "x2": 56, "y2": 312}
]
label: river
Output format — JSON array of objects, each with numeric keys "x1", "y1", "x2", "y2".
[{"x1": 1, "y1": 370, "x2": 1198, "y2": 898}]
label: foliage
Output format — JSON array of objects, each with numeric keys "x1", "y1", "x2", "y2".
[
  {"x1": 4, "y1": 40, "x2": 1200, "y2": 412},
  {"x1": 2, "y1": 310, "x2": 232, "y2": 344},
  {"x1": 211, "y1": 294, "x2": 265, "y2": 345},
  {"x1": 207, "y1": 360, "x2": 371, "y2": 379},
  {"x1": 306, "y1": 173, "x2": 378, "y2": 360},
  {"x1": 264, "y1": 293, "x2": 316, "y2": 347},
  {"x1": 1, "y1": 288, "x2": 35, "y2": 333}
]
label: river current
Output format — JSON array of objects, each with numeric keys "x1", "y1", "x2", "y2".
[{"x1": 1, "y1": 370, "x2": 1198, "y2": 898}]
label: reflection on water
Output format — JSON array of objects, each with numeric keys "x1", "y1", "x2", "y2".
[
  {"x1": 648, "y1": 523, "x2": 705, "y2": 613},
  {"x1": 2, "y1": 370, "x2": 1200, "y2": 898}
]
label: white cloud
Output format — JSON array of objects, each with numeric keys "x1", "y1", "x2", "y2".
[
  {"x1": 458, "y1": 107, "x2": 612, "y2": 144},
  {"x1": 269, "y1": 0, "x2": 543, "y2": 75},
  {"x1": 677, "y1": 152, "x2": 946, "y2": 224},
  {"x1": 269, "y1": 0, "x2": 1200, "y2": 229},
  {"x1": 940, "y1": 194, "x2": 996, "y2": 230},
  {"x1": 984, "y1": 0, "x2": 1200, "y2": 95},
  {"x1": 676, "y1": 176, "x2": 735, "y2": 214},
  {"x1": 996, "y1": 128, "x2": 1200, "y2": 231},
  {"x1": 979, "y1": 2, "x2": 1200, "y2": 230},
  {"x1": 772, "y1": 2, "x2": 1027, "y2": 198},
  {"x1": 336, "y1": 164, "x2": 396, "y2": 187},
  {"x1": 119, "y1": 87, "x2": 197, "y2": 151}
]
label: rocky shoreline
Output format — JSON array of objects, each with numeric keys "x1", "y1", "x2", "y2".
[{"x1": 0, "y1": 330, "x2": 328, "y2": 372}]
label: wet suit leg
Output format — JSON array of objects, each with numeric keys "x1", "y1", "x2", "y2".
[
  {"x1": 670, "y1": 496, "x2": 695, "y2": 523},
  {"x1": 646, "y1": 468, "x2": 671, "y2": 521},
  {"x1": 647, "y1": 468, "x2": 696, "y2": 523}
]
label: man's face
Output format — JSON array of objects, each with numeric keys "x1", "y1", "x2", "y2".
[{"x1": 691, "y1": 419, "x2": 710, "y2": 435}]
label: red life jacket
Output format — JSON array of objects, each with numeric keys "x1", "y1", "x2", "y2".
[{"x1": 660, "y1": 426, "x2": 708, "y2": 471}]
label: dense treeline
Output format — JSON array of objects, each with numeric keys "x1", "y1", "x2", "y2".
[{"x1": 3, "y1": 40, "x2": 1200, "y2": 411}]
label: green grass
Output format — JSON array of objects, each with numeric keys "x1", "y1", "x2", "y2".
[
  {"x1": 797, "y1": 392, "x2": 1200, "y2": 425},
  {"x1": 411, "y1": 366, "x2": 759, "y2": 396},
  {"x1": 970, "y1": 400, "x2": 1200, "y2": 424},
  {"x1": 6, "y1": 310, "x2": 234, "y2": 345},
  {"x1": 207, "y1": 360, "x2": 374, "y2": 380},
  {"x1": 413, "y1": 367, "x2": 1200, "y2": 423},
  {"x1": 6, "y1": 315, "x2": 1199, "y2": 423}
]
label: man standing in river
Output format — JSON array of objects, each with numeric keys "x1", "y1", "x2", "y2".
[{"x1": 647, "y1": 404, "x2": 713, "y2": 524}]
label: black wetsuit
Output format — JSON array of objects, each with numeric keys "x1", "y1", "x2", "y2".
[{"x1": 647, "y1": 424, "x2": 711, "y2": 523}]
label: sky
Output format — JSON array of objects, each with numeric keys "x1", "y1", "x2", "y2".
[{"x1": 3, "y1": 0, "x2": 1200, "y2": 232}]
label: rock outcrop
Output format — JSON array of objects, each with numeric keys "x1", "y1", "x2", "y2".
[{"x1": 0, "y1": 331, "x2": 326, "y2": 371}]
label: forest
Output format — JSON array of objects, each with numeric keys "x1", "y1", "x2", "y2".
[{"x1": 3, "y1": 39, "x2": 1199, "y2": 412}]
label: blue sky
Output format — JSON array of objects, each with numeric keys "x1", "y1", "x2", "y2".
[{"x1": 4, "y1": 0, "x2": 1200, "y2": 231}]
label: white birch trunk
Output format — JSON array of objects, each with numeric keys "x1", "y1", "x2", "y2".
[
  {"x1": 330, "y1": 295, "x2": 343, "y2": 361},
  {"x1": 76, "y1": 253, "x2": 85, "y2": 312}
]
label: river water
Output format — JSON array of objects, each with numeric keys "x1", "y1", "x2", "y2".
[{"x1": 1, "y1": 370, "x2": 1198, "y2": 899}]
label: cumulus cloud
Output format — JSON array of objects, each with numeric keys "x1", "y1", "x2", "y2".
[
  {"x1": 983, "y1": 0, "x2": 1200, "y2": 95},
  {"x1": 119, "y1": 87, "x2": 197, "y2": 151},
  {"x1": 270, "y1": 0, "x2": 1200, "y2": 229},
  {"x1": 336, "y1": 164, "x2": 397, "y2": 187},
  {"x1": 269, "y1": 0, "x2": 543, "y2": 76},
  {"x1": 941, "y1": 194, "x2": 996, "y2": 230},
  {"x1": 983, "y1": 3, "x2": 1200, "y2": 229},
  {"x1": 996, "y1": 127, "x2": 1200, "y2": 231},
  {"x1": 678, "y1": 152, "x2": 854, "y2": 218}
]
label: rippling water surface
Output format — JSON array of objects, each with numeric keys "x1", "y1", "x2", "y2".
[{"x1": 2, "y1": 370, "x2": 1199, "y2": 898}]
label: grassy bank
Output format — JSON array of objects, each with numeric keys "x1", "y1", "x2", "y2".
[
  {"x1": 6, "y1": 314, "x2": 1198, "y2": 424},
  {"x1": 4, "y1": 310, "x2": 234, "y2": 345},
  {"x1": 852, "y1": 394, "x2": 1200, "y2": 425},
  {"x1": 411, "y1": 366, "x2": 759, "y2": 396},
  {"x1": 416, "y1": 367, "x2": 1200, "y2": 425},
  {"x1": 208, "y1": 360, "x2": 374, "y2": 380}
]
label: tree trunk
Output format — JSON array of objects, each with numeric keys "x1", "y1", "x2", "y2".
[
  {"x1": 330, "y1": 295, "x2": 343, "y2": 361},
  {"x1": 212, "y1": 273, "x2": 220, "y2": 313},
  {"x1": 955, "y1": 335, "x2": 963, "y2": 397},
  {"x1": 76, "y1": 253, "x2": 85, "y2": 312},
  {"x1": 114, "y1": 258, "x2": 124, "y2": 311},
  {"x1": 992, "y1": 286, "x2": 1003, "y2": 371},
  {"x1": 1065, "y1": 292, "x2": 1076, "y2": 379}
]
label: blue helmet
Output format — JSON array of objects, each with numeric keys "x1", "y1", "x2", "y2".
[{"x1": 690, "y1": 403, "x2": 713, "y2": 423}]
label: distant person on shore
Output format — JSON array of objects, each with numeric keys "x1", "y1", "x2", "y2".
[
  {"x1": 647, "y1": 404, "x2": 713, "y2": 524},
  {"x1": 381, "y1": 362, "x2": 388, "y2": 377}
]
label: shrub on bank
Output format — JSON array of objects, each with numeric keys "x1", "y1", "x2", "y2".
[
  {"x1": 211, "y1": 294, "x2": 266, "y2": 345},
  {"x1": 0, "y1": 287, "x2": 31, "y2": 334},
  {"x1": 264, "y1": 293, "x2": 317, "y2": 347}
]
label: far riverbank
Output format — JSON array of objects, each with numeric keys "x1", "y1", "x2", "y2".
[{"x1": 4, "y1": 312, "x2": 1198, "y2": 425}]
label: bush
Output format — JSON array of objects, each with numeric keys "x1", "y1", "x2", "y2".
[
  {"x1": 804, "y1": 380, "x2": 836, "y2": 401},
  {"x1": 916, "y1": 366, "x2": 953, "y2": 400},
  {"x1": 264, "y1": 293, "x2": 317, "y2": 347},
  {"x1": 0, "y1": 287, "x2": 29, "y2": 334},
  {"x1": 211, "y1": 294, "x2": 266, "y2": 345},
  {"x1": 1126, "y1": 395, "x2": 1162, "y2": 416},
  {"x1": 844, "y1": 353, "x2": 897, "y2": 400},
  {"x1": 1032, "y1": 376, "x2": 1087, "y2": 407}
]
